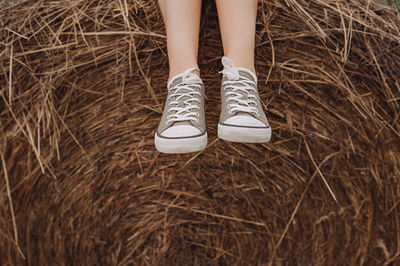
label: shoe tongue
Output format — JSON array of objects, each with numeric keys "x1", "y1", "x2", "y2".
[
  {"x1": 223, "y1": 71, "x2": 258, "y2": 114},
  {"x1": 169, "y1": 76, "x2": 183, "y2": 88},
  {"x1": 226, "y1": 75, "x2": 253, "y2": 102},
  {"x1": 168, "y1": 75, "x2": 201, "y2": 124},
  {"x1": 169, "y1": 72, "x2": 201, "y2": 88}
]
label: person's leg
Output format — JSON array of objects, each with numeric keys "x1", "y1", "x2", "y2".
[
  {"x1": 158, "y1": 0, "x2": 202, "y2": 80},
  {"x1": 215, "y1": 0, "x2": 271, "y2": 143},
  {"x1": 155, "y1": 0, "x2": 207, "y2": 154},
  {"x1": 215, "y1": 0, "x2": 258, "y2": 73}
]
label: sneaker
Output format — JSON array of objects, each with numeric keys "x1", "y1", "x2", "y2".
[
  {"x1": 155, "y1": 67, "x2": 207, "y2": 153},
  {"x1": 218, "y1": 57, "x2": 271, "y2": 143}
]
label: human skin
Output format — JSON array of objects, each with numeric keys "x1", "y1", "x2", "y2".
[
  {"x1": 215, "y1": 0, "x2": 258, "y2": 73},
  {"x1": 158, "y1": 0, "x2": 202, "y2": 81},
  {"x1": 158, "y1": 0, "x2": 258, "y2": 80}
]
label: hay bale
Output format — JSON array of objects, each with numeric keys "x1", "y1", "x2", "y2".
[{"x1": 0, "y1": 0, "x2": 399, "y2": 264}]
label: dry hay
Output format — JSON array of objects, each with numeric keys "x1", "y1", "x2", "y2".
[{"x1": 1, "y1": 0, "x2": 400, "y2": 264}]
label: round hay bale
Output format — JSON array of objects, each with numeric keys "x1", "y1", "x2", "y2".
[{"x1": 0, "y1": 0, "x2": 399, "y2": 264}]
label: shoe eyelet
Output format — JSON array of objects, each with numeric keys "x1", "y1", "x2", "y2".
[{"x1": 196, "y1": 113, "x2": 200, "y2": 117}]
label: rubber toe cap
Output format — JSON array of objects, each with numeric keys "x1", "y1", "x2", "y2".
[
  {"x1": 224, "y1": 115, "x2": 266, "y2": 127},
  {"x1": 160, "y1": 125, "x2": 201, "y2": 137}
]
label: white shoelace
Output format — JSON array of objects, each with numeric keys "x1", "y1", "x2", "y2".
[
  {"x1": 166, "y1": 68, "x2": 203, "y2": 125},
  {"x1": 220, "y1": 57, "x2": 260, "y2": 116}
]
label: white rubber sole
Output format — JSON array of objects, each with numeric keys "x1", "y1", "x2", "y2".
[
  {"x1": 154, "y1": 132, "x2": 208, "y2": 154},
  {"x1": 218, "y1": 123, "x2": 271, "y2": 143}
]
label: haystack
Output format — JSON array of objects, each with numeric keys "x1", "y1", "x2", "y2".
[{"x1": 1, "y1": 0, "x2": 399, "y2": 264}]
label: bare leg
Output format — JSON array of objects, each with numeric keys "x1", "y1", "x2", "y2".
[
  {"x1": 215, "y1": 0, "x2": 258, "y2": 73},
  {"x1": 158, "y1": 0, "x2": 202, "y2": 81}
]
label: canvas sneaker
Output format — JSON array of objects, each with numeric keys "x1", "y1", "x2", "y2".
[
  {"x1": 218, "y1": 57, "x2": 271, "y2": 143},
  {"x1": 155, "y1": 67, "x2": 207, "y2": 153}
]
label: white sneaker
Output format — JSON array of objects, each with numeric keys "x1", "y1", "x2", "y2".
[
  {"x1": 155, "y1": 68, "x2": 207, "y2": 153},
  {"x1": 218, "y1": 57, "x2": 271, "y2": 143}
]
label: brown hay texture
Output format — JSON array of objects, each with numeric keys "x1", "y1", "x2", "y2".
[{"x1": 1, "y1": 0, "x2": 400, "y2": 264}]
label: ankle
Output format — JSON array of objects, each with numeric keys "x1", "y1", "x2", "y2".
[{"x1": 223, "y1": 55, "x2": 256, "y2": 74}]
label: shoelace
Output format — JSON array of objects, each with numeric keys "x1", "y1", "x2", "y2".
[
  {"x1": 220, "y1": 57, "x2": 259, "y2": 116},
  {"x1": 166, "y1": 68, "x2": 203, "y2": 125}
]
